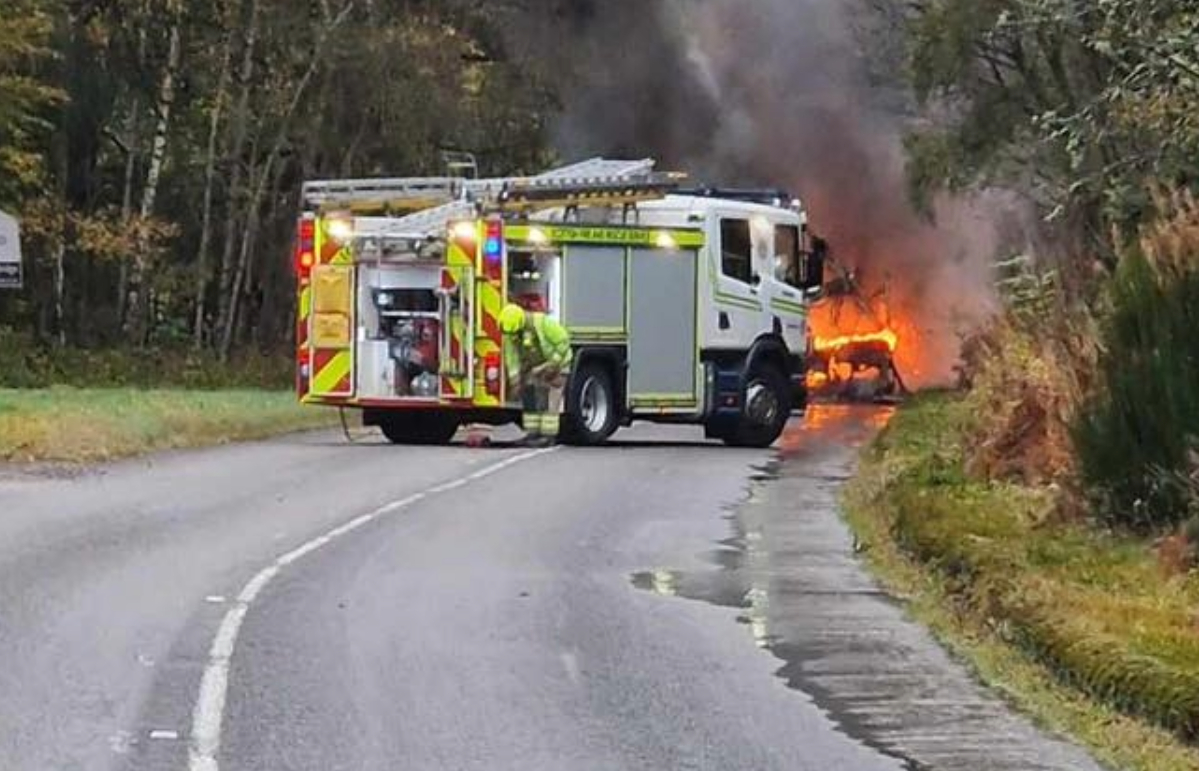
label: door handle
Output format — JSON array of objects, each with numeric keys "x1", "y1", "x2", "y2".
[{"x1": 719, "y1": 312, "x2": 731, "y2": 330}]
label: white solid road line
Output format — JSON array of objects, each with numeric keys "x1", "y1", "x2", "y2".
[{"x1": 187, "y1": 448, "x2": 557, "y2": 771}]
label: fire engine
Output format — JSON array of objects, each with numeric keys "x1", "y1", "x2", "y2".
[{"x1": 295, "y1": 158, "x2": 825, "y2": 447}]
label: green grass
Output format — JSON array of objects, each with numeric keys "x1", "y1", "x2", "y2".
[
  {"x1": 0, "y1": 388, "x2": 337, "y2": 463},
  {"x1": 844, "y1": 393, "x2": 1199, "y2": 771}
]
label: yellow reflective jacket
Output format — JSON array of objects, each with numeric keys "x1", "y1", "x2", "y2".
[{"x1": 505, "y1": 313, "x2": 572, "y2": 381}]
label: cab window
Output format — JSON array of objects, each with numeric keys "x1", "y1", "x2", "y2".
[
  {"x1": 720, "y1": 219, "x2": 753, "y2": 284},
  {"x1": 774, "y1": 224, "x2": 801, "y2": 288}
]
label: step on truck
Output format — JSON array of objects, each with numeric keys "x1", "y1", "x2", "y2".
[{"x1": 295, "y1": 158, "x2": 826, "y2": 447}]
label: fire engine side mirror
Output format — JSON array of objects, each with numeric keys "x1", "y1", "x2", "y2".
[{"x1": 803, "y1": 237, "x2": 828, "y2": 295}]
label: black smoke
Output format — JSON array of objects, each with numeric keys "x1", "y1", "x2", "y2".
[{"x1": 516, "y1": 0, "x2": 1006, "y2": 381}]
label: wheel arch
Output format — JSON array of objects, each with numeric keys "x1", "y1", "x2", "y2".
[
  {"x1": 569, "y1": 345, "x2": 628, "y2": 418},
  {"x1": 744, "y1": 334, "x2": 791, "y2": 380}
]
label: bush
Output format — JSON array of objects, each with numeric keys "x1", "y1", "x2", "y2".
[
  {"x1": 0, "y1": 328, "x2": 293, "y2": 390},
  {"x1": 1074, "y1": 198, "x2": 1199, "y2": 531},
  {"x1": 959, "y1": 319, "x2": 1091, "y2": 488}
]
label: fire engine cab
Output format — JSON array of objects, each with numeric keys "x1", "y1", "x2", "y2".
[{"x1": 295, "y1": 158, "x2": 825, "y2": 447}]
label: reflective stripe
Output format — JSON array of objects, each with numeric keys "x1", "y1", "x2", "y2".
[
  {"x1": 506, "y1": 224, "x2": 705, "y2": 248},
  {"x1": 296, "y1": 284, "x2": 312, "y2": 352},
  {"x1": 312, "y1": 350, "x2": 353, "y2": 395},
  {"x1": 474, "y1": 278, "x2": 503, "y2": 407},
  {"x1": 770, "y1": 297, "x2": 808, "y2": 315},
  {"x1": 447, "y1": 238, "x2": 474, "y2": 268},
  {"x1": 299, "y1": 285, "x2": 312, "y2": 318}
]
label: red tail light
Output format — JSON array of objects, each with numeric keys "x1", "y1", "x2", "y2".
[
  {"x1": 484, "y1": 351, "x2": 502, "y2": 397},
  {"x1": 297, "y1": 348, "x2": 312, "y2": 394},
  {"x1": 296, "y1": 215, "x2": 316, "y2": 278}
]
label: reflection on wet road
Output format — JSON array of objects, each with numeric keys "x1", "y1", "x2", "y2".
[{"x1": 634, "y1": 405, "x2": 1104, "y2": 771}]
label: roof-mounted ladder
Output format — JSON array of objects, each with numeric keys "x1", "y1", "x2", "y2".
[{"x1": 308, "y1": 157, "x2": 687, "y2": 239}]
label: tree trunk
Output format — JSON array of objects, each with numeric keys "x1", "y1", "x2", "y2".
[
  {"x1": 126, "y1": 0, "x2": 184, "y2": 345},
  {"x1": 242, "y1": 153, "x2": 289, "y2": 349},
  {"x1": 218, "y1": 0, "x2": 355, "y2": 359},
  {"x1": 215, "y1": 0, "x2": 262, "y2": 348},
  {"x1": 192, "y1": 16, "x2": 236, "y2": 348},
  {"x1": 52, "y1": 236, "x2": 66, "y2": 348},
  {"x1": 115, "y1": 101, "x2": 140, "y2": 330},
  {"x1": 114, "y1": 3, "x2": 150, "y2": 333}
]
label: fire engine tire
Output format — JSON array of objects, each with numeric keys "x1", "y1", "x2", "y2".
[
  {"x1": 726, "y1": 365, "x2": 791, "y2": 449},
  {"x1": 379, "y1": 413, "x2": 460, "y2": 446},
  {"x1": 562, "y1": 362, "x2": 619, "y2": 446}
]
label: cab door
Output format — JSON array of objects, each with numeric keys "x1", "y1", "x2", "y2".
[
  {"x1": 439, "y1": 265, "x2": 474, "y2": 400},
  {"x1": 708, "y1": 214, "x2": 763, "y2": 349},
  {"x1": 761, "y1": 221, "x2": 809, "y2": 351}
]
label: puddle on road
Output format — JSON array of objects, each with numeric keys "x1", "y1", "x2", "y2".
[{"x1": 631, "y1": 404, "x2": 923, "y2": 769}]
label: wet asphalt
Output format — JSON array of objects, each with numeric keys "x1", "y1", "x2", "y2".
[{"x1": 0, "y1": 409, "x2": 1106, "y2": 770}]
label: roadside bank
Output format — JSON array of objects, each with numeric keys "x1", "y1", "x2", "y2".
[{"x1": 844, "y1": 394, "x2": 1199, "y2": 771}]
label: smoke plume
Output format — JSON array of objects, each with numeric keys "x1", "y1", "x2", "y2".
[{"x1": 530, "y1": 0, "x2": 1007, "y2": 384}]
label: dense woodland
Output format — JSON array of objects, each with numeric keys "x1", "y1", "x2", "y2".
[{"x1": 0, "y1": 0, "x2": 561, "y2": 356}]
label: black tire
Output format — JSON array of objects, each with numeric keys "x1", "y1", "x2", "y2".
[
  {"x1": 379, "y1": 412, "x2": 459, "y2": 446},
  {"x1": 562, "y1": 361, "x2": 619, "y2": 446},
  {"x1": 725, "y1": 365, "x2": 791, "y2": 448}
]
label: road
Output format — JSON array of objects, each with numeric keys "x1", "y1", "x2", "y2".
[{"x1": 0, "y1": 408, "x2": 1105, "y2": 771}]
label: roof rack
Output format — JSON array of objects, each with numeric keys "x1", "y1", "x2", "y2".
[
  {"x1": 305, "y1": 158, "x2": 688, "y2": 237},
  {"x1": 490, "y1": 171, "x2": 686, "y2": 213},
  {"x1": 302, "y1": 158, "x2": 668, "y2": 212},
  {"x1": 676, "y1": 187, "x2": 797, "y2": 208},
  {"x1": 301, "y1": 177, "x2": 460, "y2": 211}
]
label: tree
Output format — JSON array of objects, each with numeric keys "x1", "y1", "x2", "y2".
[
  {"x1": 0, "y1": 0, "x2": 557, "y2": 353},
  {"x1": 901, "y1": 0, "x2": 1199, "y2": 260},
  {"x1": 0, "y1": 2, "x2": 61, "y2": 209}
]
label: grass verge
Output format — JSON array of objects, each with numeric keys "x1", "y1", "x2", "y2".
[
  {"x1": 844, "y1": 392, "x2": 1199, "y2": 771},
  {"x1": 0, "y1": 388, "x2": 338, "y2": 463}
]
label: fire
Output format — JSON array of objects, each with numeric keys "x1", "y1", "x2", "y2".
[
  {"x1": 813, "y1": 328, "x2": 899, "y2": 355},
  {"x1": 805, "y1": 296, "x2": 908, "y2": 398}
]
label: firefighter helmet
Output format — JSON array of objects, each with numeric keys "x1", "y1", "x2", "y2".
[{"x1": 499, "y1": 304, "x2": 526, "y2": 335}]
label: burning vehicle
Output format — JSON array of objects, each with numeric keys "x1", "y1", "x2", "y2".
[{"x1": 806, "y1": 258, "x2": 908, "y2": 403}]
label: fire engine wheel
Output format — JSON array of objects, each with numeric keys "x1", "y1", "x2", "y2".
[
  {"x1": 378, "y1": 413, "x2": 460, "y2": 446},
  {"x1": 726, "y1": 365, "x2": 791, "y2": 449},
  {"x1": 562, "y1": 362, "x2": 619, "y2": 446}
]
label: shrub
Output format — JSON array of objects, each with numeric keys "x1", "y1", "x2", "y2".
[
  {"x1": 958, "y1": 314, "x2": 1095, "y2": 489},
  {"x1": 1074, "y1": 197, "x2": 1199, "y2": 531},
  {"x1": 0, "y1": 328, "x2": 293, "y2": 390}
]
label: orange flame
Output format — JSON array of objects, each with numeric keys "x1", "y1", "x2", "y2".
[
  {"x1": 806, "y1": 296, "x2": 908, "y2": 394},
  {"x1": 813, "y1": 328, "x2": 899, "y2": 355}
]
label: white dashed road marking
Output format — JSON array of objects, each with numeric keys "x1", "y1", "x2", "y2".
[{"x1": 187, "y1": 448, "x2": 555, "y2": 771}]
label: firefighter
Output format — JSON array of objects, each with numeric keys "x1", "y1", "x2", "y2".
[{"x1": 499, "y1": 303, "x2": 573, "y2": 446}]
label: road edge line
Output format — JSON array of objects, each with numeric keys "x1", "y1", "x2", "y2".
[{"x1": 186, "y1": 447, "x2": 556, "y2": 771}]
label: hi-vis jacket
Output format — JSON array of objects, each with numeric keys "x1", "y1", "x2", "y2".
[{"x1": 505, "y1": 313, "x2": 572, "y2": 383}]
